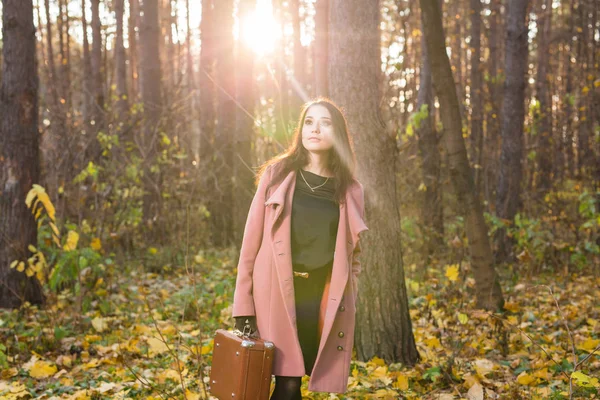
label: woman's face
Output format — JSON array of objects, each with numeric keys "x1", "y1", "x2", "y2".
[{"x1": 301, "y1": 105, "x2": 335, "y2": 153}]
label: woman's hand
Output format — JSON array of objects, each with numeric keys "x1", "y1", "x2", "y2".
[{"x1": 234, "y1": 316, "x2": 258, "y2": 336}]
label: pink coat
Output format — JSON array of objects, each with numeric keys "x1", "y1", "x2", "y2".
[{"x1": 232, "y1": 164, "x2": 368, "y2": 393}]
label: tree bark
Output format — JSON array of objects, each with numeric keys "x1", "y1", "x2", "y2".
[
  {"x1": 535, "y1": 0, "x2": 553, "y2": 194},
  {"x1": 211, "y1": 0, "x2": 235, "y2": 246},
  {"x1": 314, "y1": 0, "x2": 329, "y2": 97},
  {"x1": 417, "y1": 1, "x2": 444, "y2": 261},
  {"x1": 235, "y1": 0, "x2": 256, "y2": 247},
  {"x1": 0, "y1": 0, "x2": 45, "y2": 308},
  {"x1": 86, "y1": 0, "x2": 105, "y2": 161},
  {"x1": 470, "y1": 0, "x2": 483, "y2": 196},
  {"x1": 128, "y1": 0, "x2": 140, "y2": 101},
  {"x1": 199, "y1": 0, "x2": 216, "y2": 203},
  {"x1": 495, "y1": 0, "x2": 530, "y2": 264},
  {"x1": 139, "y1": 0, "x2": 164, "y2": 241},
  {"x1": 115, "y1": 0, "x2": 129, "y2": 120},
  {"x1": 420, "y1": 0, "x2": 505, "y2": 310},
  {"x1": 329, "y1": 0, "x2": 419, "y2": 365}
]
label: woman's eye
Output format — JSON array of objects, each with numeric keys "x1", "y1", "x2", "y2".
[{"x1": 305, "y1": 120, "x2": 312, "y2": 125}]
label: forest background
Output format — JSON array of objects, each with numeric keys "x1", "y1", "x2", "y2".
[{"x1": 0, "y1": 0, "x2": 599, "y2": 398}]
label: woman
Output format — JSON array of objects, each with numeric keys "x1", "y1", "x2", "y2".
[{"x1": 232, "y1": 98, "x2": 368, "y2": 398}]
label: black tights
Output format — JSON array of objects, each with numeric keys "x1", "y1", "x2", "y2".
[{"x1": 270, "y1": 376, "x2": 302, "y2": 400}]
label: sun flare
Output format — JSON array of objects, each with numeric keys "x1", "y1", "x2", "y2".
[{"x1": 240, "y1": 1, "x2": 281, "y2": 56}]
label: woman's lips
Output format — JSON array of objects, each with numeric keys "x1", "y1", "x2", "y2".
[{"x1": 308, "y1": 138, "x2": 321, "y2": 142}]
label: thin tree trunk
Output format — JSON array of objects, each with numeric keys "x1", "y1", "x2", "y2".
[
  {"x1": 314, "y1": 0, "x2": 329, "y2": 97},
  {"x1": 470, "y1": 0, "x2": 484, "y2": 196},
  {"x1": 417, "y1": 1, "x2": 444, "y2": 262},
  {"x1": 115, "y1": 0, "x2": 129, "y2": 120},
  {"x1": 139, "y1": 0, "x2": 164, "y2": 241},
  {"x1": 290, "y1": 0, "x2": 305, "y2": 118},
  {"x1": 199, "y1": 0, "x2": 216, "y2": 194},
  {"x1": 235, "y1": 0, "x2": 256, "y2": 246},
  {"x1": 0, "y1": 0, "x2": 45, "y2": 308},
  {"x1": 128, "y1": 0, "x2": 140, "y2": 101},
  {"x1": 330, "y1": 0, "x2": 420, "y2": 365},
  {"x1": 495, "y1": 0, "x2": 530, "y2": 263},
  {"x1": 212, "y1": 0, "x2": 235, "y2": 246},
  {"x1": 485, "y1": 0, "x2": 502, "y2": 210},
  {"x1": 87, "y1": 0, "x2": 105, "y2": 161},
  {"x1": 535, "y1": 0, "x2": 553, "y2": 194},
  {"x1": 421, "y1": 0, "x2": 505, "y2": 311}
]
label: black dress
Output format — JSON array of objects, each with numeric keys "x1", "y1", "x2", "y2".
[{"x1": 291, "y1": 169, "x2": 339, "y2": 376}]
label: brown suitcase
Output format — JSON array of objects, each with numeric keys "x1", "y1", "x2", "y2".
[{"x1": 209, "y1": 329, "x2": 275, "y2": 400}]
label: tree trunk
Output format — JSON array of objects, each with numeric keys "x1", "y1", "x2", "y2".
[
  {"x1": 535, "y1": 0, "x2": 553, "y2": 194},
  {"x1": 211, "y1": 0, "x2": 235, "y2": 247},
  {"x1": 139, "y1": 0, "x2": 164, "y2": 241},
  {"x1": 485, "y1": 0, "x2": 502, "y2": 210},
  {"x1": 80, "y1": 0, "x2": 93, "y2": 173},
  {"x1": 420, "y1": 0, "x2": 505, "y2": 311},
  {"x1": 329, "y1": 0, "x2": 419, "y2": 365},
  {"x1": 235, "y1": 0, "x2": 256, "y2": 247},
  {"x1": 470, "y1": 0, "x2": 483, "y2": 196},
  {"x1": 199, "y1": 0, "x2": 216, "y2": 200},
  {"x1": 128, "y1": 0, "x2": 140, "y2": 101},
  {"x1": 0, "y1": 0, "x2": 45, "y2": 308},
  {"x1": 290, "y1": 0, "x2": 306, "y2": 118},
  {"x1": 87, "y1": 0, "x2": 105, "y2": 161},
  {"x1": 314, "y1": 0, "x2": 329, "y2": 97},
  {"x1": 417, "y1": 1, "x2": 444, "y2": 262},
  {"x1": 495, "y1": 0, "x2": 530, "y2": 264},
  {"x1": 115, "y1": 0, "x2": 129, "y2": 120}
]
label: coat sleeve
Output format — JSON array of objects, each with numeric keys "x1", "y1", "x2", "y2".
[{"x1": 232, "y1": 166, "x2": 272, "y2": 317}]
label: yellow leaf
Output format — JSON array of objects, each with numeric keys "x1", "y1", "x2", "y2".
[
  {"x1": 201, "y1": 343, "x2": 212, "y2": 355},
  {"x1": 503, "y1": 302, "x2": 520, "y2": 313},
  {"x1": 393, "y1": 373, "x2": 409, "y2": 390},
  {"x1": 577, "y1": 338, "x2": 600, "y2": 352},
  {"x1": 185, "y1": 390, "x2": 201, "y2": 400},
  {"x1": 63, "y1": 230, "x2": 79, "y2": 251},
  {"x1": 69, "y1": 389, "x2": 92, "y2": 400},
  {"x1": 445, "y1": 264, "x2": 459, "y2": 281},
  {"x1": 25, "y1": 267, "x2": 34, "y2": 277},
  {"x1": 147, "y1": 337, "x2": 169, "y2": 357},
  {"x1": 572, "y1": 371, "x2": 600, "y2": 388},
  {"x1": 157, "y1": 369, "x2": 181, "y2": 383},
  {"x1": 17, "y1": 261, "x2": 25, "y2": 272},
  {"x1": 533, "y1": 368, "x2": 551, "y2": 381},
  {"x1": 10, "y1": 260, "x2": 18, "y2": 269},
  {"x1": 29, "y1": 360, "x2": 57, "y2": 379},
  {"x1": 594, "y1": 79, "x2": 600, "y2": 88},
  {"x1": 90, "y1": 237, "x2": 102, "y2": 250},
  {"x1": 148, "y1": 247, "x2": 158, "y2": 255},
  {"x1": 516, "y1": 371, "x2": 535, "y2": 385},
  {"x1": 92, "y1": 317, "x2": 108, "y2": 333},
  {"x1": 582, "y1": 86, "x2": 590, "y2": 94},
  {"x1": 458, "y1": 313, "x2": 469, "y2": 324},
  {"x1": 370, "y1": 356, "x2": 386, "y2": 366},
  {"x1": 425, "y1": 337, "x2": 442, "y2": 349},
  {"x1": 27, "y1": 244, "x2": 37, "y2": 252},
  {"x1": 468, "y1": 382, "x2": 484, "y2": 400}
]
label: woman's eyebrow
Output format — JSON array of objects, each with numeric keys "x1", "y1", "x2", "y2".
[{"x1": 305, "y1": 116, "x2": 331, "y2": 120}]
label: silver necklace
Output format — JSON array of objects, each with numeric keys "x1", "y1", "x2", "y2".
[{"x1": 299, "y1": 169, "x2": 329, "y2": 192}]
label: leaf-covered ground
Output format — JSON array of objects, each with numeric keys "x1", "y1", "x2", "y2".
[{"x1": 1, "y1": 249, "x2": 599, "y2": 399}]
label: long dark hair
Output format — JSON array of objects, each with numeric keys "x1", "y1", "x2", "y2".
[{"x1": 256, "y1": 97, "x2": 357, "y2": 204}]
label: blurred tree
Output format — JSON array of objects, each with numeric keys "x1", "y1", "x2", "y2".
[
  {"x1": 495, "y1": 0, "x2": 530, "y2": 263},
  {"x1": 0, "y1": 0, "x2": 45, "y2": 308},
  {"x1": 420, "y1": 0, "x2": 504, "y2": 310}
]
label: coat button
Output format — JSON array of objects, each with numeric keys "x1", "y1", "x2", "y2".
[
  {"x1": 337, "y1": 346, "x2": 343, "y2": 351},
  {"x1": 339, "y1": 305, "x2": 345, "y2": 312},
  {"x1": 338, "y1": 331, "x2": 344, "y2": 338}
]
